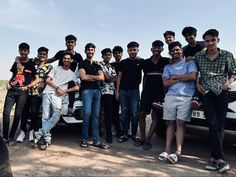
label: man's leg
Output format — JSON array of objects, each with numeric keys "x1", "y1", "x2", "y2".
[
  {"x1": 81, "y1": 90, "x2": 93, "y2": 142},
  {"x1": 68, "y1": 81, "x2": 75, "y2": 115},
  {"x1": 165, "y1": 120, "x2": 176, "y2": 153},
  {"x1": 20, "y1": 96, "x2": 30, "y2": 133},
  {"x1": 138, "y1": 112, "x2": 147, "y2": 142},
  {"x1": 119, "y1": 90, "x2": 129, "y2": 137},
  {"x1": 112, "y1": 95, "x2": 122, "y2": 137},
  {"x1": 2, "y1": 90, "x2": 16, "y2": 140},
  {"x1": 175, "y1": 119, "x2": 186, "y2": 156},
  {"x1": 91, "y1": 89, "x2": 101, "y2": 144}
]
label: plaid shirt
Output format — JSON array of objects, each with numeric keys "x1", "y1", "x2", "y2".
[{"x1": 194, "y1": 48, "x2": 236, "y2": 95}]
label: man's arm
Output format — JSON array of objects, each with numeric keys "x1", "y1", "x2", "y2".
[
  {"x1": 65, "y1": 82, "x2": 80, "y2": 93},
  {"x1": 19, "y1": 74, "x2": 40, "y2": 91},
  {"x1": 115, "y1": 71, "x2": 122, "y2": 100},
  {"x1": 46, "y1": 57, "x2": 58, "y2": 64}
]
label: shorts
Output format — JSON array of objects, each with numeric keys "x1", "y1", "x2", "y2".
[
  {"x1": 163, "y1": 95, "x2": 192, "y2": 122},
  {"x1": 140, "y1": 90, "x2": 164, "y2": 114}
]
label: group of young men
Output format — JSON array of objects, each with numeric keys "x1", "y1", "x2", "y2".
[{"x1": 1, "y1": 26, "x2": 235, "y2": 174}]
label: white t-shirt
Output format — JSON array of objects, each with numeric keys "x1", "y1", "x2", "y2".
[{"x1": 44, "y1": 66, "x2": 78, "y2": 94}]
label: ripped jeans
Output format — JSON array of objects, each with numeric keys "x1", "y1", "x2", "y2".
[{"x1": 38, "y1": 93, "x2": 62, "y2": 141}]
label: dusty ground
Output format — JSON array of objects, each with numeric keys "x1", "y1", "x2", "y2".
[{"x1": 0, "y1": 85, "x2": 236, "y2": 177}]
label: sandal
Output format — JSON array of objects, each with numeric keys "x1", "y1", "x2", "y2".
[
  {"x1": 92, "y1": 142, "x2": 110, "y2": 150},
  {"x1": 167, "y1": 153, "x2": 178, "y2": 164},
  {"x1": 143, "y1": 142, "x2": 152, "y2": 150},
  {"x1": 117, "y1": 135, "x2": 129, "y2": 143},
  {"x1": 158, "y1": 152, "x2": 169, "y2": 161},
  {"x1": 80, "y1": 140, "x2": 88, "y2": 148},
  {"x1": 134, "y1": 137, "x2": 143, "y2": 146}
]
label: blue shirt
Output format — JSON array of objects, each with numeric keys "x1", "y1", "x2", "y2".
[{"x1": 163, "y1": 59, "x2": 197, "y2": 97}]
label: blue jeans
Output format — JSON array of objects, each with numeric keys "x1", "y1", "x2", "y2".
[
  {"x1": 81, "y1": 89, "x2": 101, "y2": 143},
  {"x1": 119, "y1": 89, "x2": 140, "y2": 137},
  {"x1": 38, "y1": 93, "x2": 61, "y2": 140}
]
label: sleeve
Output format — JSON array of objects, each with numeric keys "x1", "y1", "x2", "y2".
[
  {"x1": 187, "y1": 60, "x2": 198, "y2": 73},
  {"x1": 162, "y1": 65, "x2": 170, "y2": 79},
  {"x1": 78, "y1": 61, "x2": 85, "y2": 70},
  {"x1": 227, "y1": 52, "x2": 236, "y2": 78},
  {"x1": 31, "y1": 62, "x2": 37, "y2": 76},
  {"x1": 54, "y1": 51, "x2": 62, "y2": 60},
  {"x1": 47, "y1": 66, "x2": 56, "y2": 79},
  {"x1": 117, "y1": 60, "x2": 124, "y2": 72},
  {"x1": 10, "y1": 62, "x2": 17, "y2": 74}
]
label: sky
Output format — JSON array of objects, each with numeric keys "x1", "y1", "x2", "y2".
[{"x1": 0, "y1": 0, "x2": 236, "y2": 80}]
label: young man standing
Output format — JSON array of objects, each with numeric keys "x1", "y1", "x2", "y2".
[
  {"x1": 35, "y1": 52, "x2": 80, "y2": 149},
  {"x1": 163, "y1": 31, "x2": 175, "y2": 45},
  {"x1": 79, "y1": 43, "x2": 109, "y2": 149},
  {"x1": 2, "y1": 43, "x2": 39, "y2": 145},
  {"x1": 47, "y1": 34, "x2": 83, "y2": 115},
  {"x1": 195, "y1": 29, "x2": 236, "y2": 173},
  {"x1": 110, "y1": 46, "x2": 123, "y2": 137},
  {"x1": 116, "y1": 41, "x2": 144, "y2": 143},
  {"x1": 16, "y1": 47, "x2": 52, "y2": 142},
  {"x1": 158, "y1": 41, "x2": 197, "y2": 164},
  {"x1": 100, "y1": 48, "x2": 117, "y2": 143},
  {"x1": 138, "y1": 40, "x2": 169, "y2": 150}
]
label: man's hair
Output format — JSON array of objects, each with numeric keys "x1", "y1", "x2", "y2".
[
  {"x1": 101, "y1": 48, "x2": 112, "y2": 56},
  {"x1": 85, "y1": 43, "x2": 96, "y2": 50},
  {"x1": 152, "y1": 40, "x2": 164, "y2": 47},
  {"x1": 63, "y1": 51, "x2": 73, "y2": 59},
  {"x1": 112, "y1": 46, "x2": 123, "y2": 53},
  {"x1": 65, "y1": 34, "x2": 77, "y2": 41},
  {"x1": 202, "y1": 29, "x2": 219, "y2": 39},
  {"x1": 38, "y1": 47, "x2": 49, "y2": 54},
  {"x1": 19, "y1": 42, "x2": 30, "y2": 50},
  {"x1": 182, "y1": 26, "x2": 197, "y2": 36},
  {"x1": 163, "y1": 31, "x2": 175, "y2": 37},
  {"x1": 168, "y1": 41, "x2": 182, "y2": 51},
  {"x1": 127, "y1": 41, "x2": 139, "y2": 48}
]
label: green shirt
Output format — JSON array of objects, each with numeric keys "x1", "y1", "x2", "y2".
[{"x1": 194, "y1": 49, "x2": 236, "y2": 95}]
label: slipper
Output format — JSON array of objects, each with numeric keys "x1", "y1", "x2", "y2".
[
  {"x1": 134, "y1": 137, "x2": 143, "y2": 146},
  {"x1": 143, "y1": 142, "x2": 152, "y2": 150},
  {"x1": 117, "y1": 135, "x2": 129, "y2": 143},
  {"x1": 92, "y1": 142, "x2": 110, "y2": 150},
  {"x1": 158, "y1": 152, "x2": 169, "y2": 161},
  {"x1": 167, "y1": 153, "x2": 178, "y2": 164}
]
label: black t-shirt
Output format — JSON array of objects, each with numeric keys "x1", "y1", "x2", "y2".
[
  {"x1": 118, "y1": 58, "x2": 144, "y2": 90},
  {"x1": 143, "y1": 56, "x2": 169, "y2": 92},
  {"x1": 54, "y1": 50, "x2": 83, "y2": 72},
  {"x1": 110, "y1": 61, "x2": 121, "y2": 74},
  {"x1": 9, "y1": 59, "x2": 37, "y2": 91},
  {"x1": 79, "y1": 59, "x2": 103, "y2": 90},
  {"x1": 183, "y1": 41, "x2": 205, "y2": 58}
]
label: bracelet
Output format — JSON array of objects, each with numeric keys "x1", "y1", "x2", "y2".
[
  {"x1": 56, "y1": 86, "x2": 59, "y2": 90},
  {"x1": 27, "y1": 85, "x2": 31, "y2": 90}
]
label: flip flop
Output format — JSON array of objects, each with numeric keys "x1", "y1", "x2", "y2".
[
  {"x1": 158, "y1": 152, "x2": 169, "y2": 161},
  {"x1": 167, "y1": 153, "x2": 178, "y2": 164},
  {"x1": 92, "y1": 142, "x2": 110, "y2": 150}
]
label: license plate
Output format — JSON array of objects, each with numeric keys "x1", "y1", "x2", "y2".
[{"x1": 191, "y1": 110, "x2": 205, "y2": 119}]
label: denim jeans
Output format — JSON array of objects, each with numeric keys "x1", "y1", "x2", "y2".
[
  {"x1": 2, "y1": 89, "x2": 28, "y2": 139},
  {"x1": 81, "y1": 89, "x2": 101, "y2": 143},
  {"x1": 38, "y1": 93, "x2": 61, "y2": 139},
  {"x1": 119, "y1": 89, "x2": 140, "y2": 137},
  {"x1": 201, "y1": 90, "x2": 229, "y2": 160}
]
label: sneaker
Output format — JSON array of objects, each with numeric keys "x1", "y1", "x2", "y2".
[
  {"x1": 16, "y1": 130, "x2": 25, "y2": 143},
  {"x1": 28, "y1": 130, "x2": 34, "y2": 142},
  {"x1": 218, "y1": 161, "x2": 230, "y2": 173},
  {"x1": 205, "y1": 159, "x2": 217, "y2": 170},
  {"x1": 152, "y1": 102, "x2": 163, "y2": 109},
  {"x1": 34, "y1": 131, "x2": 42, "y2": 140}
]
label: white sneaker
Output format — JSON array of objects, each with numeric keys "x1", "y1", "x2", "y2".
[
  {"x1": 34, "y1": 131, "x2": 42, "y2": 140},
  {"x1": 16, "y1": 130, "x2": 25, "y2": 143},
  {"x1": 29, "y1": 130, "x2": 34, "y2": 142}
]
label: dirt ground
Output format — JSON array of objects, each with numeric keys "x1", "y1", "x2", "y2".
[{"x1": 0, "y1": 87, "x2": 236, "y2": 177}]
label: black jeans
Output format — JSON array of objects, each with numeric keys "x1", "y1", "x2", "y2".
[
  {"x1": 68, "y1": 81, "x2": 75, "y2": 109},
  {"x1": 201, "y1": 90, "x2": 229, "y2": 160},
  {"x1": 3, "y1": 89, "x2": 28, "y2": 139},
  {"x1": 21, "y1": 95, "x2": 42, "y2": 132},
  {"x1": 112, "y1": 95, "x2": 122, "y2": 136},
  {"x1": 101, "y1": 94, "x2": 114, "y2": 138}
]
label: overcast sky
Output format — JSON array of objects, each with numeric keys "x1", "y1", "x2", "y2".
[{"x1": 0, "y1": 0, "x2": 236, "y2": 79}]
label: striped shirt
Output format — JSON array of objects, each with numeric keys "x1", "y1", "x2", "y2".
[{"x1": 194, "y1": 49, "x2": 236, "y2": 95}]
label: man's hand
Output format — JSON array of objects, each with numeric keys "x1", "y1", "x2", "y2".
[
  {"x1": 19, "y1": 86, "x2": 28, "y2": 91},
  {"x1": 196, "y1": 83, "x2": 204, "y2": 93},
  {"x1": 221, "y1": 81, "x2": 229, "y2": 91},
  {"x1": 56, "y1": 87, "x2": 66, "y2": 96},
  {"x1": 6, "y1": 82, "x2": 12, "y2": 90},
  {"x1": 115, "y1": 90, "x2": 119, "y2": 101}
]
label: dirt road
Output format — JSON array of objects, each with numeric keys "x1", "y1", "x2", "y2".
[{"x1": 3, "y1": 124, "x2": 236, "y2": 177}]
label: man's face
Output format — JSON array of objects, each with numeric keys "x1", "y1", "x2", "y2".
[
  {"x1": 37, "y1": 51, "x2": 48, "y2": 63},
  {"x1": 204, "y1": 35, "x2": 219, "y2": 50},
  {"x1": 151, "y1": 46, "x2": 163, "y2": 56},
  {"x1": 62, "y1": 54, "x2": 73, "y2": 66},
  {"x1": 169, "y1": 46, "x2": 182, "y2": 60},
  {"x1": 127, "y1": 47, "x2": 139, "y2": 58},
  {"x1": 113, "y1": 51, "x2": 122, "y2": 62},
  {"x1": 184, "y1": 34, "x2": 196, "y2": 44},
  {"x1": 19, "y1": 49, "x2": 29, "y2": 59},
  {"x1": 85, "y1": 47, "x2": 95, "y2": 59},
  {"x1": 165, "y1": 35, "x2": 175, "y2": 45},
  {"x1": 102, "y1": 52, "x2": 112, "y2": 64},
  {"x1": 66, "y1": 40, "x2": 76, "y2": 51}
]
